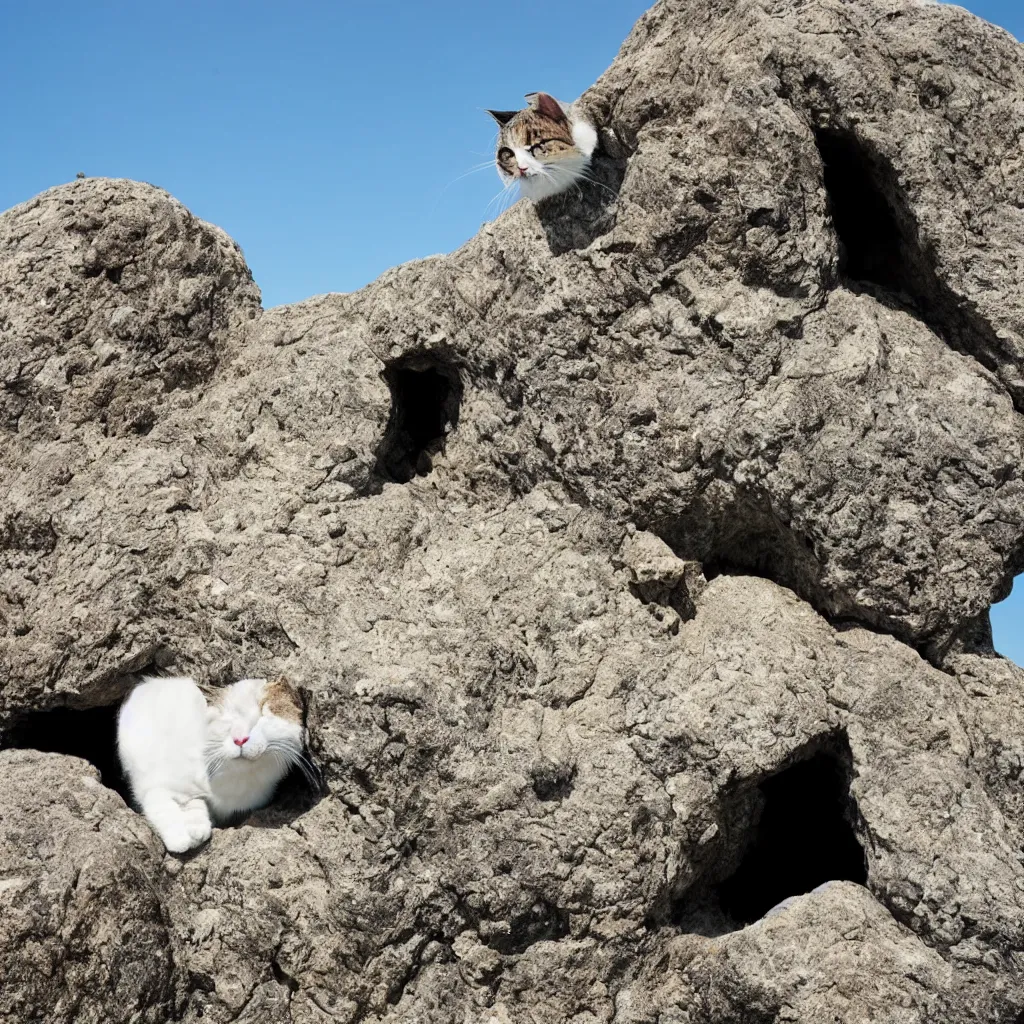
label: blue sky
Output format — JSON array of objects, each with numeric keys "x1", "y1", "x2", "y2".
[{"x1": 1, "y1": 0, "x2": 1021, "y2": 662}]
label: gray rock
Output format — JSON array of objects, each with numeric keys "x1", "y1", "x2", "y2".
[
  {"x1": 0, "y1": 751, "x2": 173, "y2": 1024},
  {"x1": 2, "y1": 0, "x2": 1024, "y2": 1021}
]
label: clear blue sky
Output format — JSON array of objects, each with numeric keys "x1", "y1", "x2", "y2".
[{"x1": 1, "y1": 0, "x2": 1021, "y2": 664}]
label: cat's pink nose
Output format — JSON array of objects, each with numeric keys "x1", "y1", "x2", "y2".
[
  {"x1": 518, "y1": 167, "x2": 529, "y2": 176},
  {"x1": 233, "y1": 736, "x2": 249, "y2": 747}
]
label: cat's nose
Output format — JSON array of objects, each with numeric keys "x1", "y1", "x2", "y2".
[
  {"x1": 233, "y1": 736, "x2": 249, "y2": 747},
  {"x1": 518, "y1": 166, "x2": 529, "y2": 176}
]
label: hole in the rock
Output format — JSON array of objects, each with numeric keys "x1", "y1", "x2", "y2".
[
  {"x1": 1, "y1": 703, "x2": 130, "y2": 801},
  {"x1": 814, "y1": 125, "x2": 1019, "y2": 408},
  {"x1": 531, "y1": 761, "x2": 575, "y2": 802},
  {"x1": 1, "y1": 695, "x2": 324, "y2": 825},
  {"x1": 815, "y1": 127, "x2": 908, "y2": 292},
  {"x1": 270, "y1": 959, "x2": 300, "y2": 994},
  {"x1": 714, "y1": 747, "x2": 867, "y2": 925},
  {"x1": 375, "y1": 355, "x2": 462, "y2": 483},
  {"x1": 664, "y1": 737, "x2": 868, "y2": 936},
  {"x1": 655, "y1": 501, "x2": 840, "y2": 626}
]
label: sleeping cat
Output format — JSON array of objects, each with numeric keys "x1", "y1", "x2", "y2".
[
  {"x1": 487, "y1": 91, "x2": 598, "y2": 202},
  {"x1": 117, "y1": 675, "x2": 307, "y2": 853}
]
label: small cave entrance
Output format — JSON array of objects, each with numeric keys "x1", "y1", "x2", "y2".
[
  {"x1": 814, "y1": 127, "x2": 910, "y2": 293},
  {"x1": 670, "y1": 738, "x2": 867, "y2": 934},
  {"x1": 699, "y1": 520, "x2": 822, "y2": 606},
  {"x1": 715, "y1": 746, "x2": 867, "y2": 926},
  {"x1": 1, "y1": 696, "x2": 324, "y2": 826},
  {"x1": 814, "y1": 125, "x2": 1014, "y2": 403},
  {"x1": 1, "y1": 703, "x2": 130, "y2": 801},
  {"x1": 375, "y1": 354, "x2": 462, "y2": 483}
]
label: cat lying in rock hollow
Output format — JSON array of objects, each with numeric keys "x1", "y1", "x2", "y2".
[
  {"x1": 487, "y1": 91, "x2": 598, "y2": 202},
  {"x1": 117, "y1": 675, "x2": 311, "y2": 853}
]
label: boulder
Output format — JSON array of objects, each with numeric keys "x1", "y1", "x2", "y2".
[{"x1": 2, "y1": 0, "x2": 1024, "y2": 1021}]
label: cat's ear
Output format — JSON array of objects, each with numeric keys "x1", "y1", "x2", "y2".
[
  {"x1": 486, "y1": 109, "x2": 518, "y2": 127},
  {"x1": 525, "y1": 92, "x2": 568, "y2": 122}
]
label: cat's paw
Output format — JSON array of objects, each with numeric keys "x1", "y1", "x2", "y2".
[
  {"x1": 158, "y1": 812, "x2": 210, "y2": 853},
  {"x1": 182, "y1": 800, "x2": 212, "y2": 847},
  {"x1": 159, "y1": 822, "x2": 202, "y2": 854},
  {"x1": 184, "y1": 817, "x2": 212, "y2": 847}
]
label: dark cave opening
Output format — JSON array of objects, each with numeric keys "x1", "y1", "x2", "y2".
[
  {"x1": 814, "y1": 125, "x2": 1015, "y2": 409},
  {"x1": 1, "y1": 699, "x2": 324, "y2": 824},
  {"x1": 375, "y1": 355, "x2": 462, "y2": 483},
  {"x1": 814, "y1": 127, "x2": 910, "y2": 293},
  {"x1": 714, "y1": 746, "x2": 868, "y2": 925},
  {"x1": 2, "y1": 703, "x2": 131, "y2": 801}
]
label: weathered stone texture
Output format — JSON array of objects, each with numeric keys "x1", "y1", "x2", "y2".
[{"x1": 2, "y1": 0, "x2": 1024, "y2": 1021}]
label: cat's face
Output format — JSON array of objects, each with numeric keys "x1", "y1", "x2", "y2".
[
  {"x1": 206, "y1": 676, "x2": 304, "y2": 768},
  {"x1": 488, "y1": 92, "x2": 595, "y2": 202}
]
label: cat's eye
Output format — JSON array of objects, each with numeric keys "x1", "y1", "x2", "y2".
[
  {"x1": 497, "y1": 147, "x2": 514, "y2": 162},
  {"x1": 529, "y1": 138, "x2": 560, "y2": 156}
]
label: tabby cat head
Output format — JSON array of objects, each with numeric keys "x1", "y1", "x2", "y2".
[{"x1": 487, "y1": 92, "x2": 598, "y2": 202}]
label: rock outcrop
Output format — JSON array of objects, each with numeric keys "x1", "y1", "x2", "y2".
[{"x1": 2, "y1": 0, "x2": 1024, "y2": 1021}]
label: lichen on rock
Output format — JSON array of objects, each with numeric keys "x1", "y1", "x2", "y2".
[{"x1": 2, "y1": 0, "x2": 1024, "y2": 1021}]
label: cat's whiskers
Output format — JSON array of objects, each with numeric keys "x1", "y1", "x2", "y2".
[
  {"x1": 448, "y1": 160, "x2": 501, "y2": 185},
  {"x1": 486, "y1": 179, "x2": 519, "y2": 215},
  {"x1": 572, "y1": 168, "x2": 619, "y2": 200},
  {"x1": 278, "y1": 745, "x2": 319, "y2": 789},
  {"x1": 265, "y1": 739, "x2": 320, "y2": 789},
  {"x1": 428, "y1": 162, "x2": 506, "y2": 220},
  {"x1": 204, "y1": 750, "x2": 228, "y2": 780}
]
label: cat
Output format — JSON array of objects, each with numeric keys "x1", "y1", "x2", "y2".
[
  {"x1": 117, "y1": 674, "x2": 308, "y2": 853},
  {"x1": 487, "y1": 91, "x2": 598, "y2": 202}
]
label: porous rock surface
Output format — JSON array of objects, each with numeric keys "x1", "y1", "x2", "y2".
[{"x1": 2, "y1": 0, "x2": 1024, "y2": 1021}]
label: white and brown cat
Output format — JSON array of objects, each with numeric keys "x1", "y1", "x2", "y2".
[
  {"x1": 487, "y1": 91, "x2": 598, "y2": 202},
  {"x1": 117, "y1": 675, "x2": 309, "y2": 853}
]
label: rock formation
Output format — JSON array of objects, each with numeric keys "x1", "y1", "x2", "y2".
[{"x1": 2, "y1": 0, "x2": 1024, "y2": 1020}]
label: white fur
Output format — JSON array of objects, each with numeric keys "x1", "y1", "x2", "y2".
[
  {"x1": 117, "y1": 676, "x2": 305, "y2": 853},
  {"x1": 512, "y1": 148, "x2": 593, "y2": 202},
  {"x1": 499, "y1": 108, "x2": 599, "y2": 202},
  {"x1": 203, "y1": 677, "x2": 304, "y2": 823},
  {"x1": 117, "y1": 677, "x2": 213, "y2": 853},
  {"x1": 570, "y1": 118, "x2": 598, "y2": 158}
]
